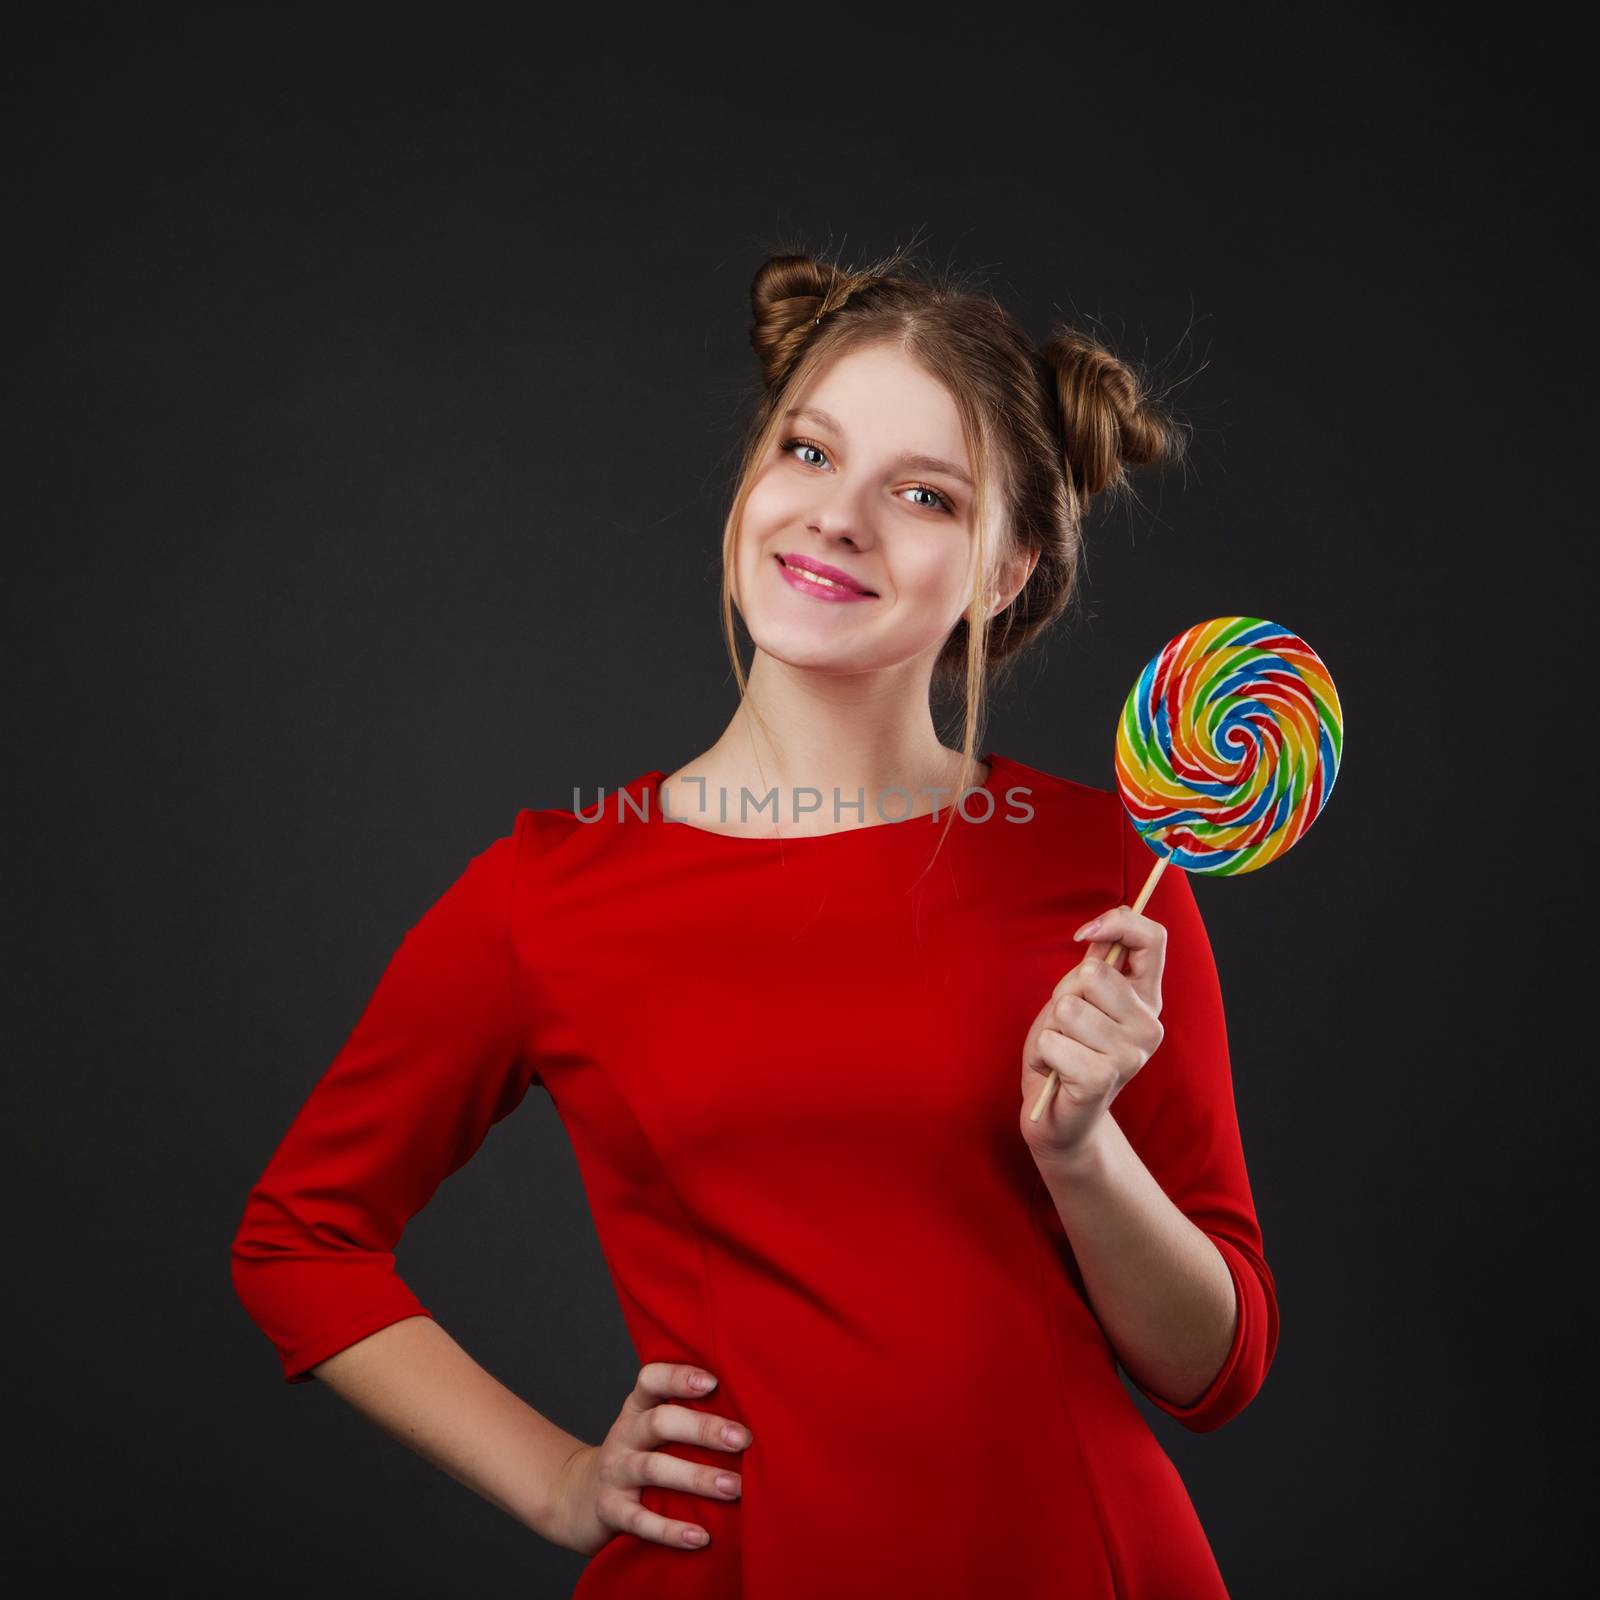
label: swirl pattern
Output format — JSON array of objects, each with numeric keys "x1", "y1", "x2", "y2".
[{"x1": 1114, "y1": 616, "x2": 1343, "y2": 875}]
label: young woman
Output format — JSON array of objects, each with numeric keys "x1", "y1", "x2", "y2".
[{"x1": 231, "y1": 247, "x2": 1279, "y2": 1598}]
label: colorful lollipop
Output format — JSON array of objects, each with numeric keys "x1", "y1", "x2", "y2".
[{"x1": 1029, "y1": 616, "x2": 1343, "y2": 1122}]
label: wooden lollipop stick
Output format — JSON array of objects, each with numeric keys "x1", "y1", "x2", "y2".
[{"x1": 1027, "y1": 850, "x2": 1171, "y2": 1124}]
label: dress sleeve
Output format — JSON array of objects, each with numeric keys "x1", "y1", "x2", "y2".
[
  {"x1": 229, "y1": 813, "x2": 538, "y2": 1384},
  {"x1": 1105, "y1": 803, "x2": 1281, "y2": 1433}
]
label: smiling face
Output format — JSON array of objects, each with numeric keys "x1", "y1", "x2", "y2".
[{"x1": 731, "y1": 341, "x2": 1000, "y2": 676}]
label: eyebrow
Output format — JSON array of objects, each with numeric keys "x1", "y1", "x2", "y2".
[{"x1": 784, "y1": 406, "x2": 974, "y2": 490}]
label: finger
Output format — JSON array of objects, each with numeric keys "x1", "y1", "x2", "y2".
[
  {"x1": 1038, "y1": 993, "x2": 1121, "y2": 1066},
  {"x1": 1072, "y1": 904, "x2": 1163, "y2": 955},
  {"x1": 1034, "y1": 1029, "x2": 1119, "y2": 1100},
  {"x1": 1050, "y1": 948, "x2": 1113, "y2": 1001},
  {"x1": 629, "y1": 1362, "x2": 717, "y2": 1415},
  {"x1": 1065, "y1": 957, "x2": 1144, "y2": 1030},
  {"x1": 1049, "y1": 948, "x2": 1131, "y2": 1016},
  {"x1": 624, "y1": 1366, "x2": 734, "y2": 1459},
  {"x1": 629, "y1": 1444, "x2": 743, "y2": 1503},
  {"x1": 1072, "y1": 906, "x2": 1166, "y2": 997},
  {"x1": 632, "y1": 1361, "x2": 695, "y2": 1404},
  {"x1": 649, "y1": 1402, "x2": 753, "y2": 1455},
  {"x1": 600, "y1": 1485, "x2": 714, "y2": 1550}
]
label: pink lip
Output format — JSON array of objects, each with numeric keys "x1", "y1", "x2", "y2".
[{"x1": 775, "y1": 552, "x2": 878, "y2": 601}]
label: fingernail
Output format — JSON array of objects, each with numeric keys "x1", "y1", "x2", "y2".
[
  {"x1": 724, "y1": 1425, "x2": 748, "y2": 1446},
  {"x1": 715, "y1": 1473, "x2": 740, "y2": 1495},
  {"x1": 691, "y1": 1372, "x2": 714, "y2": 1390},
  {"x1": 684, "y1": 1528, "x2": 709, "y2": 1546},
  {"x1": 1076, "y1": 918, "x2": 1102, "y2": 939}
]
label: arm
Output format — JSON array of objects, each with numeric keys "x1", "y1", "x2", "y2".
[
  {"x1": 308, "y1": 1314, "x2": 591, "y2": 1548},
  {"x1": 1041, "y1": 806, "x2": 1280, "y2": 1433},
  {"x1": 1036, "y1": 1116, "x2": 1239, "y2": 1412},
  {"x1": 229, "y1": 813, "x2": 590, "y2": 1546}
]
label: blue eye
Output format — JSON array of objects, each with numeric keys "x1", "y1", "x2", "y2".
[{"x1": 778, "y1": 437, "x2": 956, "y2": 515}]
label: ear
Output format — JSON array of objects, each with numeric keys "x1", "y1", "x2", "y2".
[{"x1": 990, "y1": 546, "x2": 1041, "y2": 617}]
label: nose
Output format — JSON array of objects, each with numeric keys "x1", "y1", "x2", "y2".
[{"x1": 807, "y1": 505, "x2": 874, "y2": 554}]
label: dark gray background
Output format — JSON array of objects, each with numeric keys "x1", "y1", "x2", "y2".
[{"x1": 7, "y1": 3, "x2": 1590, "y2": 1594}]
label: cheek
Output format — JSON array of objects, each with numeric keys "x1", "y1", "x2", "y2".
[
  {"x1": 742, "y1": 470, "x2": 801, "y2": 530},
  {"x1": 735, "y1": 480, "x2": 790, "y2": 564},
  {"x1": 893, "y1": 541, "x2": 974, "y2": 608}
]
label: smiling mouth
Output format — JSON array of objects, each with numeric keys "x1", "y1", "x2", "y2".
[{"x1": 776, "y1": 556, "x2": 878, "y2": 597}]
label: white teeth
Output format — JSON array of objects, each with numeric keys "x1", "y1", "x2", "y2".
[{"x1": 789, "y1": 563, "x2": 852, "y2": 592}]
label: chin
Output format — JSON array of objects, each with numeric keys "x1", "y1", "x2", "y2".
[{"x1": 750, "y1": 625, "x2": 874, "y2": 674}]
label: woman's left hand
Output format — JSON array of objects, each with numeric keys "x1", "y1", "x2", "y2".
[{"x1": 1019, "y1": 904, "x2": 1168, "y2": 1169}]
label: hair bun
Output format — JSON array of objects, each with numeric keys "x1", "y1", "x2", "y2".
[
  {"x1": 1039, "y1": 326, "x2": 1184, "y2": 500},
  {"x1": 749, "y1": 253, "x2": 854, "y2": 387}
]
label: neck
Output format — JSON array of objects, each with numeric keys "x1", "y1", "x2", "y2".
[{"x1": 684, "y1": 648, "x2": 984, "y2": 824}]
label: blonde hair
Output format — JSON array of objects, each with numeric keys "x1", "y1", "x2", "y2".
[{"x1": 718, "y1": 241, "x2": 1186, "y2": 861}]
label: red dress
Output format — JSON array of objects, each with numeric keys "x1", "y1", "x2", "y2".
[{"x1": 231, "y1": 751, "x2": 1279, "y2": 1598}]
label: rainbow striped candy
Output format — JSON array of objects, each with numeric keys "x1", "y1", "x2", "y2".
[{"x1": 1114, "y1": 616, "x2": 1343, "y2": 876}]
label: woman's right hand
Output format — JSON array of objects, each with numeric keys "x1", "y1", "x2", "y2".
[{"x1": 550, "y1": 1361, "x2": 751, "y2": 1556}]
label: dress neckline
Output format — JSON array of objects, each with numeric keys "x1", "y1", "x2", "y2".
[{"x1": 641, "y1": 750, "x2": 1010, "y2": 844}]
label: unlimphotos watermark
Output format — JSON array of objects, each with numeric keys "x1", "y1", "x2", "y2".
[{"x1": 572, "y1": 779, "x2": 1036, "y2": 827}]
